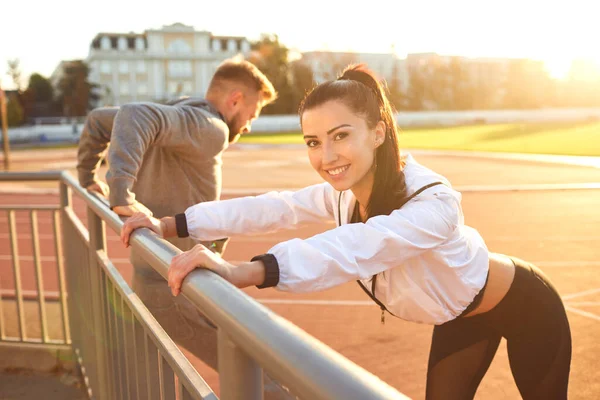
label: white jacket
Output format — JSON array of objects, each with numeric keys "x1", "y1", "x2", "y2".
[{"x1": 184, "y1": 154, "x2": 489, "y2": 325}]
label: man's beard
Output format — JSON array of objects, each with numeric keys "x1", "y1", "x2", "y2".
[{"x1": 227, "y1": 113, "x2": 242, "y2": 143}]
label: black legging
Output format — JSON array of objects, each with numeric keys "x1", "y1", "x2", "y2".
[{"x1": 426, "y1": 257, "x2": 572, "y2": 399}]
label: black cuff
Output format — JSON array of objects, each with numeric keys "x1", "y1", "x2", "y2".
[
  {"x1": 251, "y1": 253, "x2": 280, "y2": 289},
  {"x1": 175, "y1": 213, "x2": 189, "y2": 238}
]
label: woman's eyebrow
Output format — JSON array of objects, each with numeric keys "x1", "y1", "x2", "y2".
[{"x1": 303, "y1": 124, "x2": 352, "y2": 139}]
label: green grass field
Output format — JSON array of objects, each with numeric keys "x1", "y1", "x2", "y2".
[
  {"x1": 238, "y1": 121, "x2": 600, "y2": 157},
  {"x1": 8, "y1": 121, "x2": 600, "y2": 156}
]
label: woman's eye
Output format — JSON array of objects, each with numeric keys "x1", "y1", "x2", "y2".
[
  {"x1": 306, "y1": 140, "x2": 319, "y2": 148},
  {"x1": 334, "y1": 132, "x2": 348, "y2": 141}
]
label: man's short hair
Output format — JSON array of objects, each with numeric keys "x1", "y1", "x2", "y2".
[{"x1": 209, "y1": 58, "x2": 277, "y2": 104}]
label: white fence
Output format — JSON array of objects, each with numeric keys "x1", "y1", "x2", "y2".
[{"x1": 3, "y1": 108, "x2": 600, "y2": 144}]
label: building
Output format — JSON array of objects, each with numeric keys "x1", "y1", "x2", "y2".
[
  {"x1": 84, "y1": 23, "x2": 252, "y2": 106},
  {"x1": 300, "y1": 51, "x2": 407, "y2": 89}
]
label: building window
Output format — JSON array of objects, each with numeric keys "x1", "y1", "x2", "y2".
[
  {"x1": 168, "y1": 81, "x2": 184, "y2": 96},
  {"x1": 211, "y1": 39, "x2": 221, "y2": 52},
  {"x1": 137, "y1": 83, "x2": 148, "y2": 95},
  {"x1": 136, "y1": 61, "x2": 146, "y2": 74},
  {"x1": 135, "y1": 37, "x2": 145, "y2": 51},
  {"x1": 241, "y1": 40, "x2": 250, "y2": 53},
  {"x1": 102, "y1": 84, "x2": 113, "y2": 102},
  {"x1": 120, "y1": 82, "x2": 130, "y2": 95},
  {"x1": 119, "y1": 61, "x2": 129, "y2": 74},
  {"x1": 100, "y1": 36, "x2": 111, "y2": 50},
  {"x1": 100, "y1": 61, "x2": 111, "y2": 74},
  {"x1": 168, "y1": 61, "x2": 192, "y2": 78},
  {"x1": 168, "y1": 39, "x2": 191, "y2": 54},
  {"x1": 183, "y1": 81, "x2": 193, "y2": 95},
  {"x1": 227, "y1": 39, "x2": 237, "y2": 52},
  {"x1": 118, "y1": 37, "x2": 128, "y2": 51}
]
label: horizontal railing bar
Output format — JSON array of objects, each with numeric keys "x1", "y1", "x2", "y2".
[
  {"x1": 0, "y1": 171, "x2": 63, "y2": 182},
  {"x1": 0, "y1": 205, "x2": 60, "y2": 211},
  {"x1": 0, "y1": 339, "x2": 71, "y2": 351}
]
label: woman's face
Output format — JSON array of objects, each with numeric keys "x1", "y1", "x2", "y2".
[{"x1": 301, "y1": 100, "x2": 385, "y2": 195}]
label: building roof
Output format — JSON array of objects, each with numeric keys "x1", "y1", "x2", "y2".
[{"x1": 90, "y1": 33, "x2": 147, "y2": 50}]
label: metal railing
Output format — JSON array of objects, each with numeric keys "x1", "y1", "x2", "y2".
[
  {"x1": 0, "y1": 171, "x2": 409, "y2": 400},
  {"x1": 0, "y1": 183, "x2": 70, "y2": 349}
]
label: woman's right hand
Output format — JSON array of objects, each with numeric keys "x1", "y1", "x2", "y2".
[{"x1": 121, "y1": 212, "x2": 164, "y2": 247}]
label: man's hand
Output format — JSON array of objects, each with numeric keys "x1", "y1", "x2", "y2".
[
  {"x1": 86, "y1": 181, "x2": 110, "y2": 197},
  {"x1": 112, "y1": 202, "x2": 153, "y2": 217}
]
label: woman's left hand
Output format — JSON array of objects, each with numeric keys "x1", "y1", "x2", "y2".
[
  {"x1": 168, "y1": 244, "x2": 234, "y2": 296},
  {"x1": 120, "y1": 212, "x2": 164, "y2": 247}
]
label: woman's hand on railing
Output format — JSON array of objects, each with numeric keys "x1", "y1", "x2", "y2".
[
  {"x1": 168, "y1": 244, "x2": 266, "y2": 296},
  {"x1": 121, "y1": 212, "x2": 165, "y2": 247}
]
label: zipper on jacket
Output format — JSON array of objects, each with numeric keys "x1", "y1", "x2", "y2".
[
  {"x1": 357, "y1": 277, "x2": 388, "y2": 324},
  {"x1": 337, "y1": 181, "x2": 446, "y2": 325},
  {"x1": 339, "y1": 191, "x2": 391, "y2": 324}
]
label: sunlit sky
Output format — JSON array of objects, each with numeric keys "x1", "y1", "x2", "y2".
[{"x1": 1, "y1": 0, "x2": 598, "y2": 89}]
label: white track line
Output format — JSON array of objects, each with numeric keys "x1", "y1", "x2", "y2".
[
  {"x1": 537, "y1": 261, "x2": 600, "y2": 268},
  {"x1": 564, "y1": 306, "x2": 600, "y2": 322},
  {"x1": 563, "y1": 302, "x2": 600, "y2": 307},
  {"x1": 561, "y1": 287, "x2": 600, "y2": 300}
]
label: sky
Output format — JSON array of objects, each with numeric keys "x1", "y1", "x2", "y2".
[{"x1": 1, "y1": 0, "x2": 598, "y2": 89}]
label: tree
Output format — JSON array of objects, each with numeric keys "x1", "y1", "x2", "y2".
[
  {"x1": 502, "y1": 59, "x2": 555, "y2": 109},
  {"x1": 7, "y1": 59, "x2": 22, "y2": 91},
  {"x1": 21, "y1": 73, "x2": 56, "y2": 119},
  {"x1": 405, "y1": 56, "x2": 447, "y2": 111},
  {"x1": 248, "y1": 34, "x2": 314, "y2": 115},
  {"x1": 289, "y1": 61, "x2": 315, "y2": 112},
  {"x1": 56, "y1": 60, "x2": 100, "y2": 117},
  {"x1": 319, "y1": 52, "x2": 357, "y2": 81},
  {"x1": 387, "y1": 60, "x2": 407, "y2": 110},
  {"x1": 0, "y1": 92, "x2": 25, "y2": 126},
  {"x1": 405, "y1": 56, "x2": 488, "y2": 111},
  {"x1": 405, "y1": 62, "x2": 428, "y2": 110},
  {"x1": 555, "y1": 60, "x2": 600, "y2": 108}
]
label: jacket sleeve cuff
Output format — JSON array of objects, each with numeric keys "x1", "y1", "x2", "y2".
[
  {"x1": 251, "y1": 253, "x2": 280, "y2": 289},
  {"x1": 108, "y1": 178, "x2": 136, "y2": 208},
  {"x1": 175, "y1": 213, "x2": 189, "y2": 238},
  {"x1": 77, "y1": 168, "x2": 96, "y2": 189}
]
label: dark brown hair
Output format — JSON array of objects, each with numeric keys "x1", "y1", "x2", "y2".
[{"x1": 299, "y1": 64, "x2": 407, "y2": 219}]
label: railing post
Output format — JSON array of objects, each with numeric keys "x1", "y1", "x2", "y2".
[
  {"x1": 87, "y1": 207, "x2": 110, "y2": 400},
  {"x1": 52, "y1": 209, "x2": 71, "y2": 344},
  {"x1": 218, "y1": 329, "x2": 263, "y2": 400},
  {"x1": 60, "y1": 180, "x2": 82, "y2": 370}
]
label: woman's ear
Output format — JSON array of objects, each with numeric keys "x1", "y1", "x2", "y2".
[{"x1": 374, "y1": 120, "x2": 386, "y2": 148}]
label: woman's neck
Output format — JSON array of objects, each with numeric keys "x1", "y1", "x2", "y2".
[{"x1": 351, "y1": 170, "x2": 375, "y2": 222}]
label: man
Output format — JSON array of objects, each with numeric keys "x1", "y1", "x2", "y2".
[{"x1": 77, "y1": 58, "x2": 290, "y2": 398}]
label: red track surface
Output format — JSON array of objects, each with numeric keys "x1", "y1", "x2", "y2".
[{"x1": 1, "y1": 148, "x2": 600, "y2": 399}]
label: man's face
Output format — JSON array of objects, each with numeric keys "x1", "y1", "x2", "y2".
[{"x1": 227, "y1": 92, "x2": 262, "y2": 143}]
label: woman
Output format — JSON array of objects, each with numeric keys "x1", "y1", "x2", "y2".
[{"x1": 121, "y1": 65, "x2": 571, "y2": 399}]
